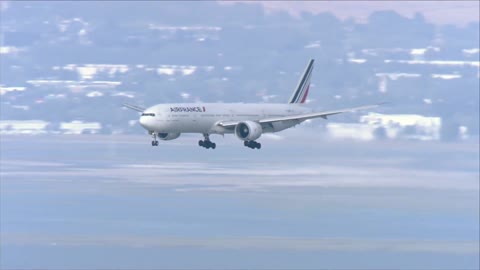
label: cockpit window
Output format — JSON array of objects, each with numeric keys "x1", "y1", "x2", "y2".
[{"x1": 141, "y1": 113, "x2": 155, "y2": 117}]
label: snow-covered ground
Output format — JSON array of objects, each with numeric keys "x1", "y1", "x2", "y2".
[
  {"x1": 327, "y1": 113, "x2": 443, "y2": 141},
  {"x1": 0, "y1": 120, "x2": 50, "y2": 135},
  {"x1": 0, "y1": 86, "x2": 26, "y2": 95},
  {"x1": 384, "y1": 59, "x2": 479, "y2": 67},
  {"x1": 0, "y1": 120, "x2": 102, "y2": 135}
]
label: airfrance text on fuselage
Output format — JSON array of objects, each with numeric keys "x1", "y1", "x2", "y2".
[{"x1": 170, "y1": 107, "x2": 206, "y2": 112}]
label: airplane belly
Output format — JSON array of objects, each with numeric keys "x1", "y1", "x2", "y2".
[
  {"x1": 187, "y1": 116, "x2": 213, "y2": 133},
  {"x1": 162, "y1": 116, "x2": 215, "y2": 133}
]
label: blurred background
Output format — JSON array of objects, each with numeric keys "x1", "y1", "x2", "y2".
[{"x1": 0, "y1": 1, "x2": 478, "y2": 142}]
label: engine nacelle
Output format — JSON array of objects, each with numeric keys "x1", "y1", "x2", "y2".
[
  {"x1": 158, "y1": 133, "x2": 181, "y2": 140},
  {"x1": 235, "y1": 121, "x2": 262, "y2": 141}
]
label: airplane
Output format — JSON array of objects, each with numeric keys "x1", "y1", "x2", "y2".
[{"x1": 124, "y1": 59, "x2": 383, "y2": 150}]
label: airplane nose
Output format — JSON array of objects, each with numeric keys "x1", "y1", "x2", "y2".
[{"x1": 139, "y1": 116, "x2": 149, "y2": 129}]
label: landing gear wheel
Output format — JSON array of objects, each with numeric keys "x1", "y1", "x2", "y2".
[
  {"x1": 244, "y1": 140, "x2": 261, "y2": 149},
  {"x1": 198, "y1": 133, "x2": 217, "y2": 149},
  {"x1": 198, "y1": 135, "x2": 216, "y2": 150}
]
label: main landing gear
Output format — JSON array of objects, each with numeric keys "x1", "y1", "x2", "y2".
[
  {"x1": 244, "y1": 140, "x2": 261, "y2": 149},
  {"x1": 199, "y1": 134, "x2": 216, "y2": 149},
  {"x1": 151, "y1": 132, "x2": 159, "y2": 146}
]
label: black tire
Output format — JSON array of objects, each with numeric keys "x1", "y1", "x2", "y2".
[
  {"x1": 199, "y1": 140, "x2": 204, "y2": 147},
  {"x1": 151, "y1": 141, "x2": 155, "y2": 146},
  {"x1": 211, "y1": 143, "x2": 216, "y2": 149},
  {"x1": 244, "y1": 141, "x2": 248, "y2": 146}
]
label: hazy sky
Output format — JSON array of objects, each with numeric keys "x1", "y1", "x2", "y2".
[{"x1": 222, "y1": 1, "x2": 480, "y2": 26}]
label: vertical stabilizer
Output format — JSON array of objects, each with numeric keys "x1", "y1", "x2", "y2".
[{"x1": 288, "y1": 59, "x2": 314, "y2": 104}]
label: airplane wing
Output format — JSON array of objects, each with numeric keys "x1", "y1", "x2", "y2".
[
  {"x1": 218, "y1": 103, "x2": 385, "y2": 128},
  {"x1": 123, "y1": 103, "x2": 146, "y2": 112}
]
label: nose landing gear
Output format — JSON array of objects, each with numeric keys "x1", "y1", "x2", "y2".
[
  {"x1": 151, "y1": 132, "x2": 159, "y2": 146},
  {"x1": 199, "y1": 133, "x2": 216, "y2": 149},
  {"x1": 244, "y1": 140, "x2": 261, "y2": 149}
]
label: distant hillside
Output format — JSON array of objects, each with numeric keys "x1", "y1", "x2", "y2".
[{"x1": 238, "y1": 1, "x2": 480, "y2": 26}]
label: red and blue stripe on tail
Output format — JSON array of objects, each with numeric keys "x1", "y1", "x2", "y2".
[{"x1": 288, "y1": 59, "x2": 314, "y2": 104}]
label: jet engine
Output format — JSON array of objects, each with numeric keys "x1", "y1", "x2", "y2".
[
  {"x1": 235, "y1": 121, "x2": 262, "y2": 141},
  {"x1": 158, "y1": 133, "x2": 181, "y2": 140}
]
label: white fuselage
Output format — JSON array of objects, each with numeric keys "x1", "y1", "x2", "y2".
[{"x1": 139, "y1": 103, "x2": 312, "y2": 135}]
